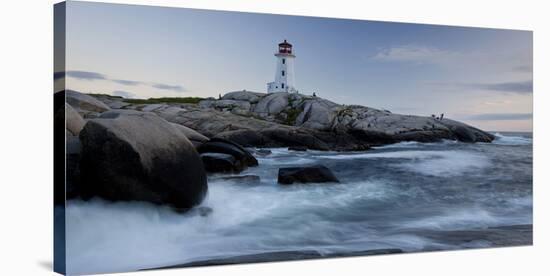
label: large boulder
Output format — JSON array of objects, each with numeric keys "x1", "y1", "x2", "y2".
[
  {"x1": 198, "y1": 137, "x2": 258, "y2": 168},
  {"x1": 65, "y1": 90, "x2": 110, "y2": 114},
  {"x1": 65, "y1": 103, "x2": 86, "y2": 135},
  {"x1": 278, "y1": 165, "x2": 340, "y2": 184},
  {"x1": 295, "y1": 98, "x2": 339, "y2": 130},
  {"x1": 253, "y1": 92, "x2": 289, "y2": 116},
  {"x1": 79, "y1": 111, "x2": 207, "y2": 209}
]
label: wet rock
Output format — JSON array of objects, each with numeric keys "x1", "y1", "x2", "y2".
[
  {"x1": 198, "y1": 138, "x2": 258, "y2": 168},
  {"x1": 201, "y1": 153, "x2": 244, "y2": 173},
  {"x1": 278, "y1": 165, "x2": 340, "y2": 184}
]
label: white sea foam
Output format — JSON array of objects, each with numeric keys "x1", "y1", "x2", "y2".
[
  {"x1": 396, "y1": 207, "x2": 531, "y2": 231},
  {"x1": 319, "y1": 150, "x2": 490, "y2": 177},
  {"x1": 65, "y1": 179, "x2": 397, "y2": 274},
  {"x1": 398, "y1": 208, "x2": 499, "y2": 230},
  {"x1": 492, "y1": 133, "x2": 532, "y2": 146}
]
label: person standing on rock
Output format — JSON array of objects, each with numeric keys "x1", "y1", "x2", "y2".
[{"x1": 440, "y1": 113, "x2": 444, "y2": 120}]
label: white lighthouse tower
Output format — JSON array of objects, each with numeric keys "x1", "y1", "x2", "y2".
[{"x1": 267, "y1": 40, "x2": 297, "y2": 93}]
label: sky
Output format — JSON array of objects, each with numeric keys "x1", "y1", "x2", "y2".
[{"x1": 57, "y1": 1, "x2": 533, "y2": 132}]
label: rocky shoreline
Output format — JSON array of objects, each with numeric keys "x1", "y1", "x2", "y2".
[
  {"x1": 58, "y1": 89, "x2": 495, "y2": 209},
  {"x1": 94, "y1": 90, "x2": 495, "y2": 150}
]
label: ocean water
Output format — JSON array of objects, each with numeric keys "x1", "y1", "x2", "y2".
[{"x1": 64, "y1": 132, "x2": 533, "y2": 275}]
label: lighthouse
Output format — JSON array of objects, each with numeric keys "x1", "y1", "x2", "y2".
[{"x1": 267, "y1": 40, "x2": 297, "y2": 93}]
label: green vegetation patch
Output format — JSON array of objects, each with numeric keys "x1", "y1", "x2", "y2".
[{"x1": 284, "y1": 108, "x2": 302, "y2": 125}]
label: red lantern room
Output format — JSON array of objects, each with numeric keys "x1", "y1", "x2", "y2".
[{"x1": 278, "y1": 39, "x2": 292, "y2": 54}]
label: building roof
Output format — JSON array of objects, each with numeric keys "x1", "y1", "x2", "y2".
[{"x1": 278, "y1": 39, "x2": 292, "y2": 47}]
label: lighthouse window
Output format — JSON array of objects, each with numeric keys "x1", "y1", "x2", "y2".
[
  {"x1": 282, "y1": 70, "x2": 285, "y2": 76},
  {"x1": 282, "y1": 58, "x2": 285, "y2": 64},
  {"x1": 282, "y1": 83, "x2": 285, "y2": 88}
]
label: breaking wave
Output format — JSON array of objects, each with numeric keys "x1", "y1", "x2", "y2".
[{"x1": 492, "y1": 133, "x2": 532, "y2": 146}]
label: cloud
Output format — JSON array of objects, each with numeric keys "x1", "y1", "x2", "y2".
[
  {"x1": 427, "y1": 80, "x2": 533, "y2": 94},
  {"x1": 65, "y1": 70, "x2": 107, "y2": 80},
  {"x1": 466, "y1": 113, "x2": 532, "y2": 121},
  {"x1": 151, "y1": 83, "x2": 185, "y2": 92},
  {"x1": 372, "y1": 45, "x2": 531, "y2": 78},
  {"x1": 372, "y1": 45, "x2": 461, "y2": 65},
  {"x1": 472, "y1": 81, "x2": 532, "y2": 94},
  {"x1": 112, "y1": 90, "x2": 136, "y2": 98},
  {"x1": 53, "y1": 70, "x2": 186, "y2": 93},
  {"x1": 112, "y1": 79, "x2": 142, "y2": 86}
]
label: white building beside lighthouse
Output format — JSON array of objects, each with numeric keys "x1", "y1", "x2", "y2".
[{"x1": 267, "y1": 40, "x2": 298, "y2": 93}]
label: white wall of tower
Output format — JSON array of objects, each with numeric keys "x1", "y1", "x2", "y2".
[{"x1": 267, "y1": 52, "x2": 297, "y2": 93}]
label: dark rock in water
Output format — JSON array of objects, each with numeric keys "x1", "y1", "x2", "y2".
[
  {"x1": 79, "y1": 110, "x2": 208, "y2": 209},
  {"x1": 201, "y1": 153, "x2": 244, "y2": 173},
  {"x1": 197, "y1": 206, "x2": 213, "y2": 217},
  {"x1": 219, "y1": 175, "x2": 261, "y2": 184},
  {"x1": 288, "y1": 146, "x2": 308, "y2": 151},
  {"x1": 198, "y1": 138, "x2": 258, "y2": 168},
  {"x1": 156, "y1": 248, "x2": 403, "y2": 269},
  {"x1": 278, "y1": 165, "x2": 340, "y2": 184},
  {"x1": 173, "y1": 206, "x2": 213, "y2": 217}
]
